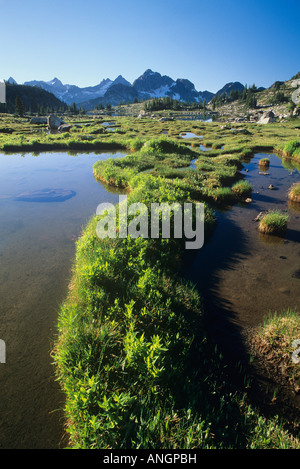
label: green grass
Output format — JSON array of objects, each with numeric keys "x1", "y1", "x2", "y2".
[
  {"x1": 283, "y1": 140, "x2": 300, "y2": 160},
  {"x1": 53, "y1": 171, "x2": 299, "y2": 449},
  {"x1": 250, "y1": 309, "x2": 300, "y2": 391},
  {"x1": 259, "y1": 157, "x2": 270, "y2": 167},
  {"x1": 288, "y1": 182, "x2": 300, "y2": 202},
  {"x1": 53, "y1": 129, "x2": 299, "y2": 449},
  {"x1": 231, "y1": 180, "x2": 253, "y2": 198},
  {"x1": 1, "y1": 112, "x2": 300, "y2": 449},
  {"x1": 258, "y1": 210, "x2": 289, "y2": 235}
]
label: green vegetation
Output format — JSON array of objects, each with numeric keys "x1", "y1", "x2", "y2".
[
  {"x1": 258, "y1": 210, "x2": 289, "y2": 236},
  {"x1": 144, "y1": 97, "x2": 205, "y2": 112},
  {"x1": 53, "y1": 142, "x2": 299, "y2": 449},
  {"x1": 1, "y1": 111, "x2": 300, "y2": 449},
  {"x1": 231, "y1": 180, "x2": 253, "y2": 198},
  {"x1": 283, "y1": 140, "x2": 300, "y2": 161},
  {"x1": 250, "y1": 309, "x2": 300, "y2": 393},
  {"x1": 288, "y1": 182, "x2": 300, "y2": 203},
  {"x1": 270, "y1": 91, "x2": 288, "y2": 105},
  {"x1": 0, "y1": 82, "x2": 67, "y2": 115},
  {"x1": 258, "y1": 157, "x2": 270, "y2": 167},
  {"x1": 211, "y1": 84, "x2": 258, "y2": 110}
]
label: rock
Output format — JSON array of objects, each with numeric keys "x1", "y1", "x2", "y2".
[
  {"x1": 258, "y1": 110, "x2": 277, "y2": 124},
  {"x1": 245, "y1": 198, "x2": 252, "y2": 203},
  {"x1": 47, "y1": 114, "x2": 65, "y2": 130},
  {"x1": 30, "y1": 117, "x2": 47, "y2": 125},
  {"x1": 292, "y1": 269, "x2": 300, "y2": 279},
  {"x1": 293, "y1": 107, "x2": 300, "y2": 117},
  {"x1": 159, "y1": 117, "x2": 174, "y2": 122},
  {"x1": 58, "y1": 124, "x2": 72, "y2": 133},
  {"x1": 15, "y1": 188, "x2": 76, "y2": 203},
  {"x1": 254, "y1": 211, "x2": 264, "y2": 221},
  {"x1": 268, "y1": 184, "x2": 275, "y2": 190},
  {"x1": 291, "y1": 339, "x2": 300, "y2": 364}
]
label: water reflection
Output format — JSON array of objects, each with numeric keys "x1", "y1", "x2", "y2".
[{"x1": 0, "y1": 150, "x2": 125, "y2": 449}]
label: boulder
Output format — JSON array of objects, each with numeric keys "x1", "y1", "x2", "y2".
[
  {"x1": 159, "y1": 117, "x2": 174, "y2": 122},
  {"x1": 258, "y1": 110, "x2": 276, "y2": 124},
  {"x1": 47, "y1": 114, "x2": 65, "y2": 130},
  {"x1": 293, "y1": 107, "x2": 300, "y2": 117},
  {"x1": 30, "y1": 117, "x2": 47, "y2": 125},
  {"x1": 58, "y1": 124, "x2": 72, "y2": 133}
]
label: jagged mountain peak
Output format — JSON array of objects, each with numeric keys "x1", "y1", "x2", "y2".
[
  {"x1": 20, "y1": 69, "x2": 218, "y2": 108},
  {"x1": 7, "y1": 77, "x2": 17, "y2": 85},
  {"x1": 47, "y1": 77, "x2": 64, "y2": 88},
  {"x1": 113, "y1": 75, "x2": 132, "y2": 87}
]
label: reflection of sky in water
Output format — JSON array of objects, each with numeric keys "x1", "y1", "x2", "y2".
[{"x1": 0, "y1": 150, "x2": 126, "y2": 448}]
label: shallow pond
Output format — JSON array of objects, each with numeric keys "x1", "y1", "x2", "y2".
[
  {"x1": 179, "y1": 132, "x2": 203, "y2": 139},
  {"x1": 183, "y1": 153, "x2": 300, "y2": 364},
  {"x1": 0, "y1": 150, "x2": 124, "y2": 448}
]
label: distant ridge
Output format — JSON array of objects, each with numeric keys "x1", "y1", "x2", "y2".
[
  {"x1": 20, "y1": 70, "x2": 215, "y2": 109},
  {"x1": 12, "y1": 69, "x2": 293, "y2": 110}
]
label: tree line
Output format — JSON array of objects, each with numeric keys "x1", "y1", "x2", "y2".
[
  {"x1": 144, "y1": 96, "x2": 207, "y2": 112},
  {"x1": 0, "y1": 82, "x2": 68, "y2": 116}
]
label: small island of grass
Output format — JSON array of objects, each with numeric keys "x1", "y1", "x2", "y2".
[
  {"x1": 258, "y1": 210, "x2": 289, "y2": 236},
  {"x1": 258, "y1": 157, "x2": 270, "y2": 168},
  {"x1": 231, "y1": 180, "x2": 253, "y2": 198},
  {"x1": 288, "y1": 182, "x2": 300, "y2": 203}
]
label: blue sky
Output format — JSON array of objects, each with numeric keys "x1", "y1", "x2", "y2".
[{"x1": 1, "y1": 0, "x2": 299, "y2": 93}]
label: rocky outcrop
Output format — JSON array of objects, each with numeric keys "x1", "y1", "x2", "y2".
[
  {"x1": 47, "y1": 114, "x2": 65, "y2": 130},
  {"x1": 258, "y1": 110, "x2": 276, "y2": 124},
  {"x1": 30, "y1": 117, "x2": 47, "y2": 124},
  {"x1": 58, "y1": 124, "x2": 72, "y2": 132}
]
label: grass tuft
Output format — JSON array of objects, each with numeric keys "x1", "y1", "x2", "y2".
[{"x1": 258, "y1": 210, "x2": 289, "y2": 236}]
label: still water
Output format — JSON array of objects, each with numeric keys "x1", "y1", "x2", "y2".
[
  {"x1": 0, "y1": 150, "x2": 124, "y2": 448},
  {"x1": 184, "y1": 153, "x2": 300, "y2": 359}
]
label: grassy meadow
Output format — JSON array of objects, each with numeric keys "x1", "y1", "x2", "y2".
[{"x1": 1, "y1": 110, "x2": 300, "y2": 448}]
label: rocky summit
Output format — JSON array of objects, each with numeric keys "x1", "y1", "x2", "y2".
[{"x1": 19, "y1": 69, "x2": 215, "y2": 109}]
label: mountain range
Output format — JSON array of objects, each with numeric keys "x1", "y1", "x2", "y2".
[{"x1": 7, "y1": 70, "x2": 246, "y2": 110}]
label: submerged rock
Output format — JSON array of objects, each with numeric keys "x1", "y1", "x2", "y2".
[
  {"x1": 15, "y1": 188, "x2": 76, "y2": 202},
  {"x1": 254, "y1": 211, "x2": 264, "y2": 221}
]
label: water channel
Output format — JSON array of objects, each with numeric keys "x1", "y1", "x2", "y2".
[
  {"x1": 183, "y1": 152, "x2": 300, "y2": 412},
  {"x1": 0, "y1": 150, "x2": 124, "y2": 448},
  {"x1": 0, "y1": 149, "x2": 299, "y2": 447}
]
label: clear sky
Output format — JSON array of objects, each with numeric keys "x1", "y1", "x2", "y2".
[{"x1": 1, "y1": 0, "x2": 299, "y2": 93}]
